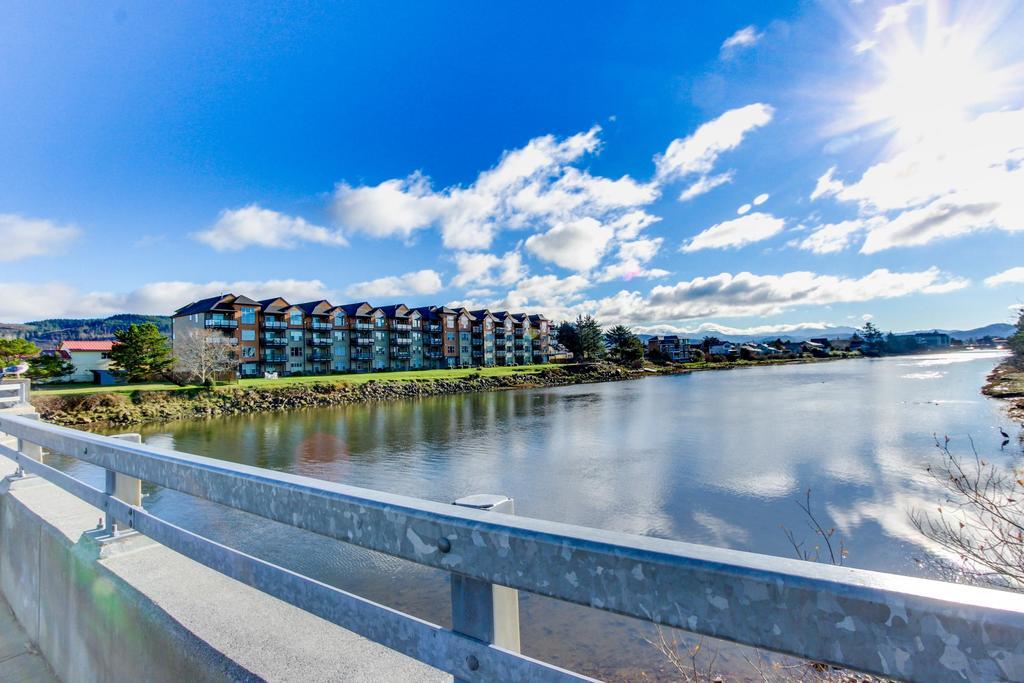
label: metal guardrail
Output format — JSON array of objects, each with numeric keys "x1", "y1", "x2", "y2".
[
  {"x1": 1, "y1": 413, "x2": 1023, "y2": 682},
  {"x1": 0, "y1": 380, "x2": 29, "y2": 408}
]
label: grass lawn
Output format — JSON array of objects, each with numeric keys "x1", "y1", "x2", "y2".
[{"x1": 32, "y1": 364, "x2": 556, "y2": 397}]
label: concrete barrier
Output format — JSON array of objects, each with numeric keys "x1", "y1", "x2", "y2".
[{"x1": 0, "y1": 459, "x2": 448, "y2": 682}]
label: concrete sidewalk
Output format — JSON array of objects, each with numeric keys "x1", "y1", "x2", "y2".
[{"x1": 0, "y1": 594, "x2": 59, "y2": 683}]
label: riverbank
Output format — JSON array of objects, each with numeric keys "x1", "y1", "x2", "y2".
[
  {"x1": 30, "y1": 363, "x2": 672, "y2": 427},
  {"x1": 983, "y1": 361, "x2": 1024, "y2": 419},
  {"x1": 29, "y1": 356, "x2": 850, "y2": 428}
]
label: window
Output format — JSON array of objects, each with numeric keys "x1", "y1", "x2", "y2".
[
  {"x1": 374, "y1": 331, "x2": 385, "y2": 341},
  {"x1": 242, "y1": 346, "x2": 255, "y2": 358},
  {"x1": 290, "y1": 311, "x2": 303, "y2": 326},
  {"x1": 446, "y1": 345, "x2": 455, "y2": 353},
  {"x1": 375, "y1": 316, "x2": 384, "y2": 327},
  {"x1": 100, "y1": 352, "x2": 111, "y2": 359},
  {"x1": 241, "y1": 330, "x2": 256, "y2": 341},
  {"x1": 290, "y1": 330, "x2": 303, "y2": 342},
  {"x1": 412, "y1": 318, "x2": 420, "y2": 328},
  {"x1": 335, "y1": 313, "x2": 345, "y2": 326},
  {"x1": 412, "y1": 332, "x2": 420, "y2": 341},
  {"x1": 459, "y1": 316, "x2": 468, "y2": 329},
  {"x1": 485, "y1": 320, "x2": 491, "y2": 329},
  {"x1": 290, "y1": 347, "x2": 302, "y2": 358},
  {"x1": 445, "y1": 317, "x2": 453, "y2": 328},
  {"x1": 240, "y1": 307, "x2": 256, "y2": 324},
  {"x1": 333, "y1": 330, "x2": 345, "y2": 341},
  {"x1": 446, "y1": 332, "x2": 455, "y2": 341}
]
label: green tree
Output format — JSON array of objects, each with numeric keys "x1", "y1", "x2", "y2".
[
  {"x1": 700, "y1": 336, "x2": 722, "y2": 353},
  {"x1": 576, "y1": 314, "x2": 605, "y2": 360},
  {"x1": 1009, "y1": 310, "x2": 1024, "y2": 368},
  {"x1": 109, "y1": 323, "x2": 173, "y2": 382},
  {"x1": 555, "y1": 321, "x2": 580, "y2": 359},
  {"x1": 0, "y1": 338, "x2": 39, "y2": 367},
  {"x1": 860, "y1": 322, "x2": 885, "y2": 355},
  {"x1": 604, "y1": 325, "x2": 643, "y2": 364},
  {"x1": 26, "y1": 353, "x2": 74, "y2": 382}
]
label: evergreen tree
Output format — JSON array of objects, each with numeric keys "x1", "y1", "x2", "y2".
[
  {"x1": 555, "y1": 321, "x2": 580, "y2": 359},
  {"x1": 576, "y1": 315, "x2": 605, "y2": 360},
  {"x1": 26, "y1": 354, "x2": 74, "y2": 382},
  {"x1": 0, "y1": 338, "x2": 39, "y2": 367},
  {"x1": 109, "y1": 323, "x2": 173, "y2": 382},
  {"x1": 1009, "y1": 310, "x2": 1024, "y2": 368},
  {"x1": 604, "y1": 325, "x2": 642, "y2": 364},
  {"x1": 860, "y1": 322, "x2": 885, "y2": 355}
]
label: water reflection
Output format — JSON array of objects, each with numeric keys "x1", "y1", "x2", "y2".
[{"x1": 67, "y1": 350, "x2": 1015, "y2": 678}]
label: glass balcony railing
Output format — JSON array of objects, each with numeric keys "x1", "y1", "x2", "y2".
[
  {"x1": 310, "y1": 321, "x2": 332, "y2": 330},
  {"x1": 263, "y1": 337, "x2": 287, "y2": 347},
  {"x1": 205, "y1": 319, "x2": 237, "y2": 329},
  {"x1": 262, "y1": 320, "x2": 287, "y2": 329},
  {"x1": 354, "y1": 321, "x2": 373, "y2": 331}
]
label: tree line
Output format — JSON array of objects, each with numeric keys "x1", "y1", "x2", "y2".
[{"x1": 554, "y1": 315, "x2": 645, "y2": 365}]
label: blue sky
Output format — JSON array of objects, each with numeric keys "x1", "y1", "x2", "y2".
[{"x1": 2, "y1": 0, "x2": 1023, "y2": 334}]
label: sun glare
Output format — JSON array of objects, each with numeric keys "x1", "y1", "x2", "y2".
[{"x1": 846, "y1": 2, "x2": 1023, "y2": 146}]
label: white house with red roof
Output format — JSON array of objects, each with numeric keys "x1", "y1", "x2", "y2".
[{"x1": 57, "y1": 341, "x2": 117, "y2": 383}]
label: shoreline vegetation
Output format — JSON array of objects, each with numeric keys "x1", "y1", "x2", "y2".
[
  {"x1": 30, "y1": 356, "x2": 846, "y2": 429},
  {"x1": 984, "y1": 361, "x2": 1024, "y2": 420}
]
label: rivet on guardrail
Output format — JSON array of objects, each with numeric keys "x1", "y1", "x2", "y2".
[
  {"x1": 466, "y1": 655, "x2": 479, "y2": 671},
  {"x1": 438, "y1": 537, "x2": 452, "y2": 553}
]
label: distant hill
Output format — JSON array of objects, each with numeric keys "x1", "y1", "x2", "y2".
[
  {"x1": 638, "y1": 322, "x2": 1015, "y2": 344},
  {"x1": 17, "y1": 314, "x2": 171, "y2": 346}
]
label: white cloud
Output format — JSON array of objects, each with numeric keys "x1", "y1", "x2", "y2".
[
  {"x1": 0, "y1": 214, "x2": 80, "y2": 262},
  {"x1": 345, "y1": 269, "x2": 443, "y2": 299},
  {"x1": 632, "y1": 267, "x2": 969, "y2": 322},
  {"x1": 721, "y1": 26, "x2": 763, "y2": 55},
  {"x1": 810, "y1": 167, "x2": 843, "y2": 201},
  {"x1": 678, "y1": 172, "x2": 733, "y2": 201},
  {"x1": 654, "y1": 104, "x2": 774, "y2": 183},
  {"x1": 681, "y1": 212, "x2": 786, "y2": 253},
  {"x1": 875, "y1": 0, "x2": 922, "y2": 34},
  {"x1": 813, "y1": 109, "x2": 1024, "y2": 253},
  {"x1": 862, "y1": 314, "x2": 874, "y2": 321},
  {"x1": 753, "y1": 193, "x2": 769, "y2": 206},
  {"x1": 597, "y1": 237, "x2": 669, "y2": 283},
  {"x1": 0, "y1": 279, "x2": 336, "y2": 322},
  {"x1": 525, "y1": 217, "x2": 615, "y2": 272},
  {"x1": 797, "y1": 217, "x2": 883, "y2": 254},
  {"x1": 333, "y1": 127, "x2": 657, "y2": 251},
  {"x1": 451, "y1": 250, "x2": 526, "y2": 288},
  {"x1": 985, "y1": 267, "x2": 1024, "y2": 288},
  {"x1": 195, "y1": 205, "x2": 347, "y2": 251},
  {"x1": 634, "y1": 321, "x2": 836, "y2": 337},
  {"x1": 737, "y1": 203, "x2": 751, "y2": 215}
]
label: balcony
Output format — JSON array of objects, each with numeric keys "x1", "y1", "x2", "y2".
[
  {"x1": 471, "y1": 326, "x2": 482, "y2": 333},
  {"x1": 310, "y1": 337, "x2": 333, "y2": 347},
  {"x1": 354, "y1": 321, "x2": 373, "y2": 331},
  {"x1": 351, "y1": 351, "x2": 372, "y2": 360},
  {"x1": 263, "y1": 337, "x2": 287, "y2": 347},
  {"x1": 390, "y1": 350, "x2": 411, "y2": 359},
  {"x1": 391, "y1": 337, "x2": 411, "y2": 346},
  {"x1": 427, "y1": 335, "x2": 442, "y2": 345},
  {"x1": 262, "y1": 353, "x2": 288, "y2": 363},
  {"x1": 425, "y1": 351, "x2": 443, "y2": 359},
  {"x1": 352, "y1": 336, "x2": 373, "y2": 345},
  {"x1": 262, "y1": 320, "x2": 287, "y2": 330},
  {"x1": 472, "y1": 349, "x2": 483, "y2": 357},
  {"x1": 392, "y1": 323, "x2": 411, "y2": 332},
  {"x1": 205, "y1": 319, "x2": 237, "y2": 329},
  {"x1": 310, "y1": 321, "x2": 332, "y2": 330},
  {"x1": 424, "y1": 324, "x2": 440, "y2": 332},
  {"x1": 307, "y1": 353, "x2": 331, "y2": 362},
  {"x1": 471, "y1": 339, "x2": 482, "y2": 346}
]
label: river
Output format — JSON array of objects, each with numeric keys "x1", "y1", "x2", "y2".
[{"x1": 57, "y1": 350, "x2": 1016, "y2": 679}]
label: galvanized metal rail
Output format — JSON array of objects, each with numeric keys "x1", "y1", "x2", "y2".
[{"x1": 1, "y1": 412, "x2": 1023, "y2": 682}]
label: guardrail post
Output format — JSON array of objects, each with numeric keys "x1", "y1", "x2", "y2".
[
  {"x1": 104, "y1": 433, "x2": 143, "y2": 535},
  {"x1": 451, "y1": 494, "x2": 521, "y2": 679},
  {"x1": 16, "y1": 412, "x2": 44, "y2": 465}
]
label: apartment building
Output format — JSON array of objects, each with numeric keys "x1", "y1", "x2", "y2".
[{"x1": 172, "y1": 294, "x2": 552, "y2": 377}]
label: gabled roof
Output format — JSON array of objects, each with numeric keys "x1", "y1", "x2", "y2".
[
  {"x1": 233, "y1": 295, "x2": 260, "y2": 306},
  {"x1": 413, "y1": 306, "x2": 439, "y2": 321},
  {"x1": 259, "y1": 297, "x2": 291, "y2": 314},
  {"x1": 338, "y1": 302, "x2": 374, "y2": 316},
  {"x1": 434, "y1": 306, "x2": 457, "y2": 316},
  {"x1": 511, "y1": 313, "x2": 529, "y2": 324},
  {"x1": 173, "y1": 294, "x2": 236, "y2": 317},
  {"x1": 468, "y1": 309, "x2": 494, "y2": 320},
  {"x1": 454, "y1": 308, "x2": 477, "y2": 321},
  {"x1": 492, "y1": 311, "x2": 512, "y2": 321},
  {"x1": 378, "y1": 304, "x2": 410, "y2": 318},
  {"x1": 296, "y1": 300, "x2": 333, "y2": 316},
  {"x1": 527, "y1": 314, "x2": 549, "y2": 323},
  {"x1": 58, "y1": 340, "x2": 116, "y2": 352}
]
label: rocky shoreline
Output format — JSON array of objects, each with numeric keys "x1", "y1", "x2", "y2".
[
  {"x1": 983, "y1": 361, "x2": 1024, "y2": 420},
  {"x1": 31, "y1": 363, "x2": 680, "y2": 429}
]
